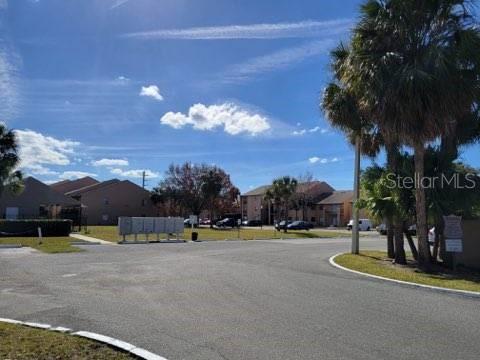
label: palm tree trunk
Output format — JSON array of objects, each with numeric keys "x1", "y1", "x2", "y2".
[
  {"x1": 393, "y1": 220, "x2": 406, "y2": 264},
  {"x1": 385, "y1": 142, "x2": 397, "y2": 259},
  {"x1": 414, "y1": 142, "x2": 431, "y2": 268}
]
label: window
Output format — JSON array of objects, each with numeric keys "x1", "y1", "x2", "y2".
[
  {"x1": 141, "y1": 199, "x2": 146, "y2": 206},
  {"x1": 104, "y1": 198, "x2": 109, "y2": 205}
]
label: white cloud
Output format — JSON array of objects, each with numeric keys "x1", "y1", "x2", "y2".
[
  {"x1": 116, "y1": 75, "x2": 130, "y2": 84},
  {"x1": 160, "y1": 103, "x2": 271, "y2": 136},
  {"x1": 140, "y1": 85, "x2": 163, "y2": 101},
  {"x1": 0, "y1": 41, "x2": 20, "y2": 120},
  {"x1": 122, "y1": 19, "x2": 352, "y2": 40},
  {"x1": 110, "y1": 168, "x2": 159, "y2": 179},
  {"x1": 91, "y1": 158, "x2": 129, "y2": 167},
  {"x1": 60, "y1": 171, "x2": 97, "y2": 180},
  {"x1": 110, "y1": 0, "x2": 129, "y2": 10},
  {"x1": 293, "y1": 126, "x2": 328, "y2": 136},
  {"x1": 15, "y1": 129, "x2": 80, "y2": 172},
  {"x1": 293, "y1": 129, "x2": 307, "y2": 136},
  {"x1": 309, "y1": 156, "x2": 339, "y2": 164},
  {"x1": 222, "y1": 39, "x2": 335, "y2": 83},
  {"x1": 0, "y1": 0, "x2": 7, "y2": 10}
]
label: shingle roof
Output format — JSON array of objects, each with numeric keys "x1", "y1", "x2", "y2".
[
  {"x1": 243, "y1": 185, "x2": 271, "y2": 196},
  {"x1": 51, "y1": 176, "x2": 99, "y2": 194},
  {"x1": 243, "y1": 181, "x2": 335, "y2": 197},
  {"x1": 65, "y1": 179, "x2": 120, "y2": 196},
  {"x1": 318, "y1": 190, "x2": 354, "y2": 205}
]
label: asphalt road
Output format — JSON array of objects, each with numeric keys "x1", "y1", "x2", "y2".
[{"x1": 1, "y1": 236, "x2": 479, "y2": 360}]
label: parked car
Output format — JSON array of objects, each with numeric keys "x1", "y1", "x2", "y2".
[
  {"x1": 287, "y1": 220, "x2": 314, "y2": 230},
  {"x1": 184, "y1": 218, "x2": 198, "y2": 228},
  {"x1": 428, "y1": 227, "x2": 435, "y2": 244},
  {"x1": 199, "y1": 219, "x2": 211, "y2": 226},
  {"x1": 216, "y1": 218, "x2": 237, "y2": 228},
  {"x1": 376, "y1": 223, "x2": 387, "y2": 235},
  {"x1": 275, "y1": 220, "x2": 292, "y2": 231},
  {"x1": 242, "y1": 220, "x2": 262, "y2": 227},
  {"x1": 347, "y1": 219, "x2": 373, "y2": 231},
  {"x1": 377, "y1": 223, "x2": 416, "y2": 236}
]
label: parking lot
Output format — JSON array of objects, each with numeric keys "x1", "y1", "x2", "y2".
[{"x1": 1, "y1": 236, "x2": 480, "y2": 360}]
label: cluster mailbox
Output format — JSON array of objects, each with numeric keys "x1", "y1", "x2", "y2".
[{"x1": 118, "y1": 217, "x2": 184, "y2": 242}]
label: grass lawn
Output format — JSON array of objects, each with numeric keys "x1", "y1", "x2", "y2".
[
  {"x1": 335, "y1": 251, "x2": 480, "y2": 293},
  {"x1": 81, "y1": 226, "x2": 347, "y2": 242},
  {"x1": 0, "y1": 237, "x2": 82, "y2": 254},
  {"x1": 0, "y1": 322, "x2": 134, "y2": 359}
]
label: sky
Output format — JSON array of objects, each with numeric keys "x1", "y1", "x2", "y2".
[{"x1": 1, "y1": 0, "x2": 479, "y2": 192}]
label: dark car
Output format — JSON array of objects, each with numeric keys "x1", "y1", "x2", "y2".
[
  {"x1": 287, "y1": 220, "x2": 314, "y2": 230},
  {"x1": 216, "y1": 218, "x2": 237, "y2": 228},
  {"x1": 242, "y1": 220, "x2": 262, "y2": 227},
  {"x1": 275, "y1": 220, "x2": 292, "y2": 231}
]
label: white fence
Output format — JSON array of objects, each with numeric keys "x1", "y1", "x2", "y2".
[{"x1": 118, "y1": 217, "x2": 184, "y2": 243}]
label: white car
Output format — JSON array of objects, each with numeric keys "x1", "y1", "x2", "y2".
[
  {"x1": 428, "y1": 227, "x2": 435, "y2": 244},
  {"x1": 347, "y1": 219, "x2": 372, "y2": 231}
]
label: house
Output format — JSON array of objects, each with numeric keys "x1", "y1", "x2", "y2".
[
  {"x1": 240, "y1": 181, "x2": 335, "y2": 225},
  {"x1": 0, "y1": 177, "x2": 81, "y2": 220},
  {"x1": 316, "y1": 190, "x2": 372, "y2": 227},
  {"x1": 60, "y1": 179, "x2": 157, "y2": 225}
]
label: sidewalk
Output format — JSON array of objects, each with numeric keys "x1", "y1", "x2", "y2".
[{"x1": 69, "y1": 233, "x2": 116, "y2": 245}]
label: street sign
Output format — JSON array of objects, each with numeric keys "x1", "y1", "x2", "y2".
[
  {"x1": 443, "y1": 215, "x2": 463, "y2": 253},
  {"x1": 445, "y1": 239, "x2": 463, "y2": 253},
  {"x1": 443, "y1": 215, "x2": 463, "y2": 239},
  {"x1": 189, "y1": 215, "x2": 198, "y2": 225}
]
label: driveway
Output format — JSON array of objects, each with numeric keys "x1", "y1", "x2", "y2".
[{"x1": 1, "y1": 236, "x2": 479, "y2": 360}]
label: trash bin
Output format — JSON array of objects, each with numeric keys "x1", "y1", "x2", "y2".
[{"x1": 191, "y1": 232, "x2": 198, "y2": 241}]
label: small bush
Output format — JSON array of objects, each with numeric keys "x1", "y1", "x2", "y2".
[{"x1": 0, "y1": 219, "x2": 72, "y2": 237}]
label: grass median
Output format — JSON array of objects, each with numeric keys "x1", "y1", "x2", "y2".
[
  {"x1": 0, "y1": 322, "x2": 134, "y2": 359},
  {"x1": 0, "y1": 237, "x2": 82, "y2": 253},
  {"x1": 334, "y1": 251, "x2": 480, "y2": 293},
  {"x1": 81, "y1": 225, "x2": 348, "y2": 242}
]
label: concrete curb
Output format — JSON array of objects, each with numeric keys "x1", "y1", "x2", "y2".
[
  {"x1": 329, "y1": 253, "x2": 480, "y2": 298},
  {"x1": 0, "y1": 317, "x2": 168, "y2": 360},
  {"x1": 0, "y1": 244, "x2": 23, "y2": 249}
]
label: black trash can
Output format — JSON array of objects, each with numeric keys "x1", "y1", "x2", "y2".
[{"x1": 191, "y1": 232, "x2": 198, "y2": 241}]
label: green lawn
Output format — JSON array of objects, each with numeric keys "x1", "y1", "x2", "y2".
[
  {"x1": 0, "y1": 322, "x2": 134, "y2": 359},
  {"x1": 81, "y1": 226, "x2": 347, "y2": 242},
  {"x1": 335, "y1": 251, "x2": 480, "y2": 293},
  {"x1": 0, "y1": 237, "x2": 82, "y2": 253}
]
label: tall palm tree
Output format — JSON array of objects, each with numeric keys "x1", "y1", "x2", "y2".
[
  {"x1": 0, "y1": 125, "x2": 22, "y2": 197},
  {"x1": 265, "y1": 176, "x2": 298, "y2": 233},
  {"x1": 347, "y1": 0, "x2": 480, "y2": 267}
]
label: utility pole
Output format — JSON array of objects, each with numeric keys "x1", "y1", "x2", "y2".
[
  {"x1": 352, "y1": 135, "x2": 361, "y2": 254},
  {"x1": 142, "y1": 171, "x2": 146, "y2": 189}
]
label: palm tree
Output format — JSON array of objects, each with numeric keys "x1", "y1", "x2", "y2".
[
  {"x1": 347, "y1": 0, "x2": 480, "y2": 267},
  {"x1": 0, "y1": 125, "x2": 23, "y2": 197},
  {"x1": 265, "y1": 176, "x2": 298, "y2": 233}
]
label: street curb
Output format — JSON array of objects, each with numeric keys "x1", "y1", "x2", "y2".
[
  {"x1": 329, "y1": 253, "x2": 480, "y2": 298},
  {"x1": 0, "y1": 318, "x2": 168, "y2": 360}
]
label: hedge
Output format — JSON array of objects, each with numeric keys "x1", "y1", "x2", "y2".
[{"x1": 0, "y1": 219, "x2": 72, "y2": 237}]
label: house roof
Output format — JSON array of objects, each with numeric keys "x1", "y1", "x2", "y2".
[
  {"x1": 65, "y1": 179, "x2": 121, "y2": 196},
  {"x1": 318, "y1": 190, "x2": 354, "y2": 205},
  {"x1": 0, "y1": 177, "x2": 80, "y2": 206},
  {"x1": 243, "y1": 185, "x2": 271, "y2": 196},
  {"x1": 243, "y1": 181, "x2": 335, "y2": 197},
  {"x1": 51, "y1": 176, "x2": 99, "y2": 194}
]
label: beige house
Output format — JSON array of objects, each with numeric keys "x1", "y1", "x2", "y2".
[
  {"x1": 0, "y1": 177, "x2": 80, "y2": 219},
  {"x1": 62, "y1": 179, "x2": 157, "y2": 225},
  {"x1": 241, "y1": 181, "x2": 335, "y2": 225},
  {"x1": 317, "y1": 190, "x2": 354, "y2": 227}
]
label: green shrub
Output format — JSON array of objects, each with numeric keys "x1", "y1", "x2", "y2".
[{"x1": 0, "y1": 219, "x2": 72, "y2": 237}]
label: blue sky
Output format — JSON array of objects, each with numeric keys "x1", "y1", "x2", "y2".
[{"x1": 1, "y1": 0, "x2": 479, "y2": 192}]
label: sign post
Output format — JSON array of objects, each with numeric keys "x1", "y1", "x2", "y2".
[{"x1": 443, "y1": 215, "x2": 463, "y2": 269}]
